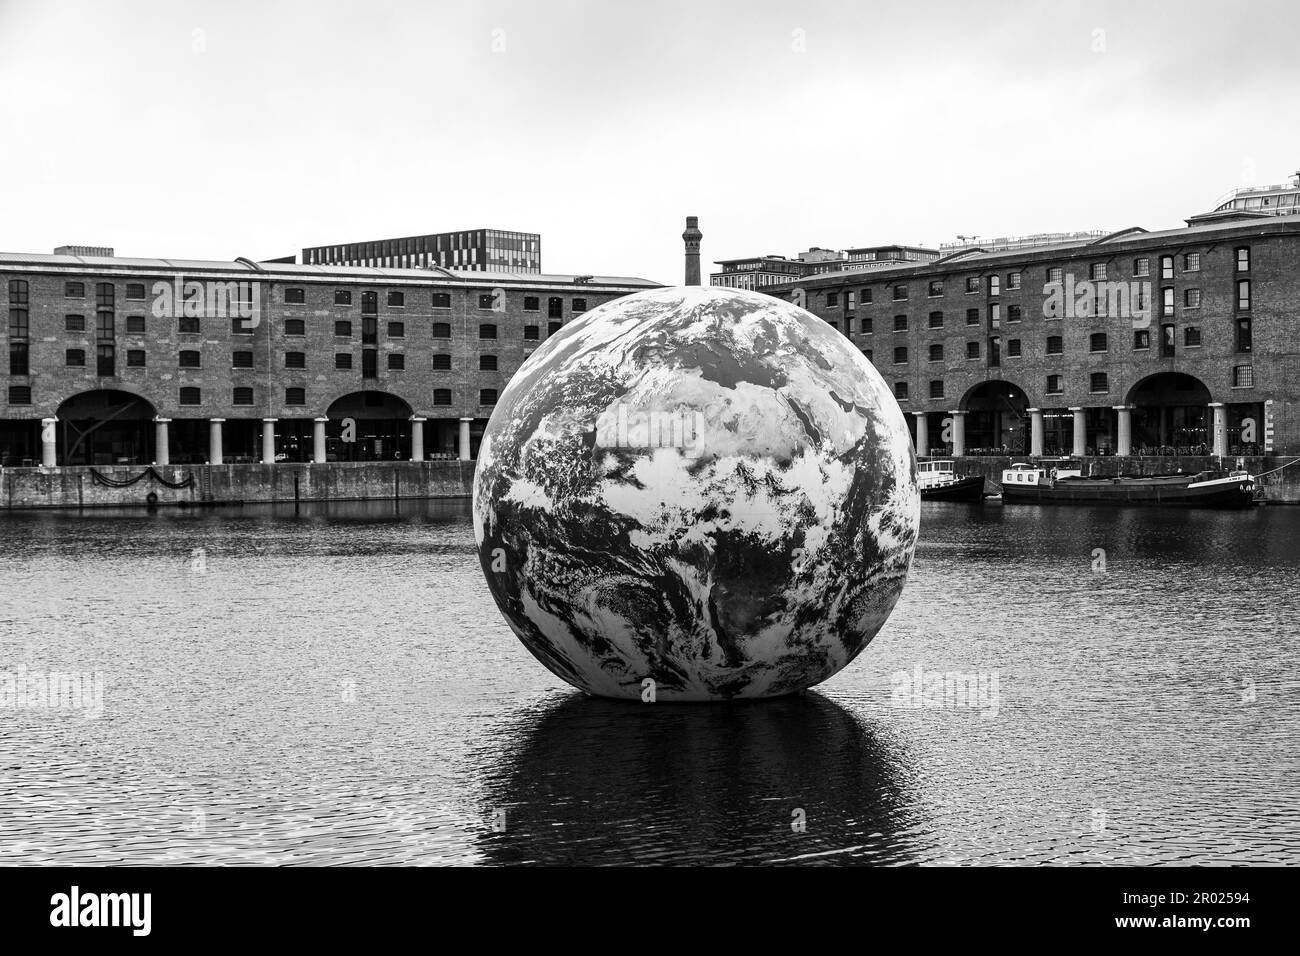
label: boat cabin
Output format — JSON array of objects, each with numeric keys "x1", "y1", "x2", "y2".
[
  {"x1": 917, "y1": 459, "x2": 957, "y2": 489},
  {"x1": 1001, "y1": 459, "x2": 1083, "y2": 486}
]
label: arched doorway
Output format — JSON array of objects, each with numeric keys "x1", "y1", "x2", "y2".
[
  {"x1": 1126, "y1": 373, "x2": 1211, "y2": 454},
  {"x1": 325, "y1": 391, "x2": 413, "y2": 462},
  {"x1": 57, "y1": 390, "x2": 157, "y2": 465},
  {"x1": 961, "y1": 380, "x2": 1029, "y2": 455}
]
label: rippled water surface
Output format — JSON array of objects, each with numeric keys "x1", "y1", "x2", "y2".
[{"x1": 1, "y1": 499, "x2": 1297, "y2": 865}]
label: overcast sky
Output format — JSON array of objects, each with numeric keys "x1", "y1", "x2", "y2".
[{"x1": 1, "y1": 0, "x2": 1298, "y2": 283}]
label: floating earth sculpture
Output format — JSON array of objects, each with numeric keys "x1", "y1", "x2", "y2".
[{"x1": 473, "y1": 285, "x2": 919, "y2": 701}]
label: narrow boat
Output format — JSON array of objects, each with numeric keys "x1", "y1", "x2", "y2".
[
  {"x1": 917, "y1": 459, "x2": 986, "y2": 502},
  {"x1": 999, "y1": 459, "x2": 1257, "y2": 508}
]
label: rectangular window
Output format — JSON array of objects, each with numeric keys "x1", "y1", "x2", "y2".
[
  {"x1": 892, "y1": 284, "x2": 908, "y2": 301},
  {"x1": 127, "y1": 349, "x2": 146, "y2": 367},
  {"x1": 523, "y1": 325, "x2": 539, "y2": 340},
  {"x1": 893, "y1": 315, "x2": 907, "y2": 332},
  {"x1": 1158, "y1": 256, "x2": 1173, "y2": 280},
  {"x1": 1236, "y1": 247, "x2": 1250, "y2": 272},
  {"x1": 928, "y1": 343, "x2": 943, "y2": 361},
  {"x1": 179, "y1": 386, "x2": 201, "y2": 405},
  {"x1": 387, "y1": 321, "x2": 405, "y2": 337},
  {"x1": 8, "y1": 385, "x2": 32, "y2": 405},
  {"x1": 1046, "y1": 267, "x2": 1063, "y2": 284},
  {"x1": 1184, "y1": 327, "x2": 1201, "y2": 347},
  {"x1": 548, "y1": 321, "x2": 562, "y2": 336},
  {"x1": 1161, "y1": 323, "x2": 1176, "y2": 358},
  {"x1": 1089, "y1": 332, "x2": 1108, "y2": 352},
  {"x1": 478, "y1": 293, "x2": 495, "y2": 310},
  {"x1": 335, "y1": 320, "x2": 353, "y2": 337},
  {"x1": 285, "y1": 387, "x2": 306, "y2": 406},
  {"x1": 894, "y1": 382, "x2": 908, "y2": 400},
  {"x1": 928, "y1": 280, "x2": 943, "y2": 297},
  {"x1": 548, "y1": 297, "x2": 563, "y2": 319},
  {"x1": 1162, "y1": 287, "x2": 1175, "y2": 316},
  {"x1": 1007, "y1": 272, "x2": 1021, "y2": 290},
  {"x1": 432, "y1": 292, "x2": 451, "y2": 309},
  {"x1": 1006, "y1": 305, "x2": 1022, "y2": 323},
  {"x1": 929, "y1": 380, "x2": 944, "y2": 399},
  {"x1": 966, "y1": 341, "x2": 980, "y2": 359},
  {"x1": 65, "y1": 314, "x2": 85, "y2": 331},
  {"x1": 179, "y1": 350, "x2": 201, "y2": 368},
  {"x1": 1090, "y1": 263, "x2": 1107, "y2": 281},
  {"x1": 126, "y1": 283, "x2": 146, "y2": 300},
  {"x1": 572, "y1": 298, "x2": 587, "y2": 313},
  {"x1": 9, "y1": 343, "x2": 29, "y2": 375},
  {"x1": 861, "y1": 316, "x2": 873, "y2": 334},
  {"x1": 66, "y1": 348, "x2": 85, "y2": 367},
  {"x1": 334, "y1": 353, "x2": 352, "y2": 370},
  {"x1": 335, "y1": 289, "x2": 353, "y2": 305},
  {"x1": 232, "y1": 350, "x2": 254, "y2": 368},
  {"x1": 524, "y1": 296, "x2": 540, "y2": 311},
  {"x1": 988, "y1": 275, "x2": 1000, "y2": 296},
  {"x1": 361, "y1": 349, "x2": 378, "y2": 378},
  {"x1": 361, "y1": 291, "x2": 378, "y2": 316},
  {"x1": 928, "y1": 311, "x2": 943, "y2": 329},
  {"x1": 1133, "y1": 257, "x2": 1150, "y2": 277},
  {"x1": 433, "y1": 388, "x2": 452, "y2": 406},
  {"x1": 96, "y1": 344, "x2": 114, "y2": 377},
  {"x1": 1006, "y1": 338, "x2": 1022, "y2": 357},
  {"x1": 285, "y1": 318, "x2": 306, "y2": 335},
  {"x1": 1046, "y1": 374, "x2": 1063, "y2": 394},
  {"x1": 1234, "y1": 365, "x2": 1254, "y2": 388},
  {"x1": 965, "y1": 308, "x2": 979, "y2": 326},
  {"x1": 480, "y1": 354, "x2": 499, "y2": 371},
  {"x1": 480, "y1": 388, "x2": 498, "y2": 406},
  {"x1": 1236, "y1": 317, "x2": 1252, "y2": 352},
  {"x1": 284, "y1": 351, "x2": 306, "y2": 369},
  {"x1": 479, "y1": 323, "x2": 497, "y2": 339},
  {"x1": 432, "y1": 322, "x2": 451, "y2": 338},
  {"x1": 387, "y1": 353, "x2": 405, "y2": 370},
  {"x1": 893, "y1": 346, "x2": 907, "y2": 364},
  {"x1": 988, "y1": 303, "x2": 1000, "y2": 327},
  {"x1": 65, "y1": 281, "x2": 85, "y2": 297},
  {"x1": 826, "y1": 292, "x2": 839, "y2": 307},
  {"x1": 1133, "y1": 329, "x2": 1151, "y2": 350},
  {"x1": 95, "y1": 282, "x2": 114, "y2": 308},
  {"x1": 432, "y1": 353, "x2": 452, "y2": 370},
  {"x1": 1237, "y1": 280, "x2": 1251, "y2": 311},
  {"x1": 387, "y1": 290, "x2": 405, "y2": 307},
  {"x1": 861, "y1": 288, "x2": 873, "y2": 304},
  {"x1": 1090, "y1": 372, "x2": 1108, "y2": 393},
  {"x1": 965, "y1": 276, "x2": 979, "y2": 293},
  {"x1": 126, "y1": 315, "x2": 145, "y2": 333},
  {"x1": 284, "y1": 288, "x2": 305, "y2": 304},
  {"x1": 180, "y1": 315, "x2": 201, "y2": 334},
  {"x1": 233, "y1": 387, "x2": 254, "y2": 406},
  {"x1": 1046, "y1": 335, "x2": 1063, "y2": 355},
  {"x1": 1183, "y1": 253, "x2": 1200, "y2": 272},
  {"x1": 988, "y1": 336, "x2": 1000, "y2": 368},
  {"x1": 1184, "y1": 288, "x2": 1202, "y2": 308}
]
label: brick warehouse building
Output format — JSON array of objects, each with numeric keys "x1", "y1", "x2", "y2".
[
  {"x1": 0, "y1": 253, "x2": 659, "y2": 467},
  {"x1": 764, "y1": 216, "x2": 1300, "y2": 459}
]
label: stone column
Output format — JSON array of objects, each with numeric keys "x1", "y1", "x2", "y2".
[
  {"x1": 459, "y1": 417, "x2": 473, "y2": 461},
  {"x1": 1028, "y1": 407, "x2": 1044, "y2": 457},
  {"x1": 1114, "y1": 405, "x2": 1133, "y2": 457},
  {"x1": 153, "y1": 417, "x2": 171, "y2": 466},
  {"x1": 208, "y1": 418, "x2": 225, "y2": 465},
  {"x1": 947, "y1": 410, "x2": 966, "y2": 457},
  {"x1": 913, "y1": 412, "x2": 928, "y2": 457},
  {"x1": 261, "y1": 418, "x2": 278, "y2": 464},
  {"x1": 1209, "y1": 402, "x2": 1228, "y2": 458},
  {"x1": 313, "y1": 417, "x2": 328, "y2": 464},
  {"x1": 410, "y1": 416, "x2": 426, "y2": 462},
  {"x1": 40, "y1": 417, "x2": 58, "y2": 468},
  {"x1": 1069, "y1": 407, "x2": 1086, "y2": 458}
]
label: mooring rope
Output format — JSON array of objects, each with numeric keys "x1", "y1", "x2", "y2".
[
  {"x1": 89, "y1": 466, "x2": 195, "y2": 490},
  {"x1": 1252, "y1": 457, "x2": 1300, "y2": 479}
]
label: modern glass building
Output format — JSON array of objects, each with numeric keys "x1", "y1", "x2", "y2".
[{"x1": 302, "y1": 229, "x2": 542, "y2": 274}]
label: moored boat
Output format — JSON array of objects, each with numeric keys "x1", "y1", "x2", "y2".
[
  {"x1": 918, "y1": 459, "x2": 986, "y2": 502},
  {"x1": 999, "y1": 459, "x2": 1258, "y2": 508}
]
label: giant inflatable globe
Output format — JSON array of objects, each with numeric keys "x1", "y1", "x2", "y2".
[{"x1": 473, "y1": 285, "x2": 919, "y2": 701}]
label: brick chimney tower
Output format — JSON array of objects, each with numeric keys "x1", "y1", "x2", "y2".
[{"x1": 682, "y1": 216, "x2": 702, "y2": 286}]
